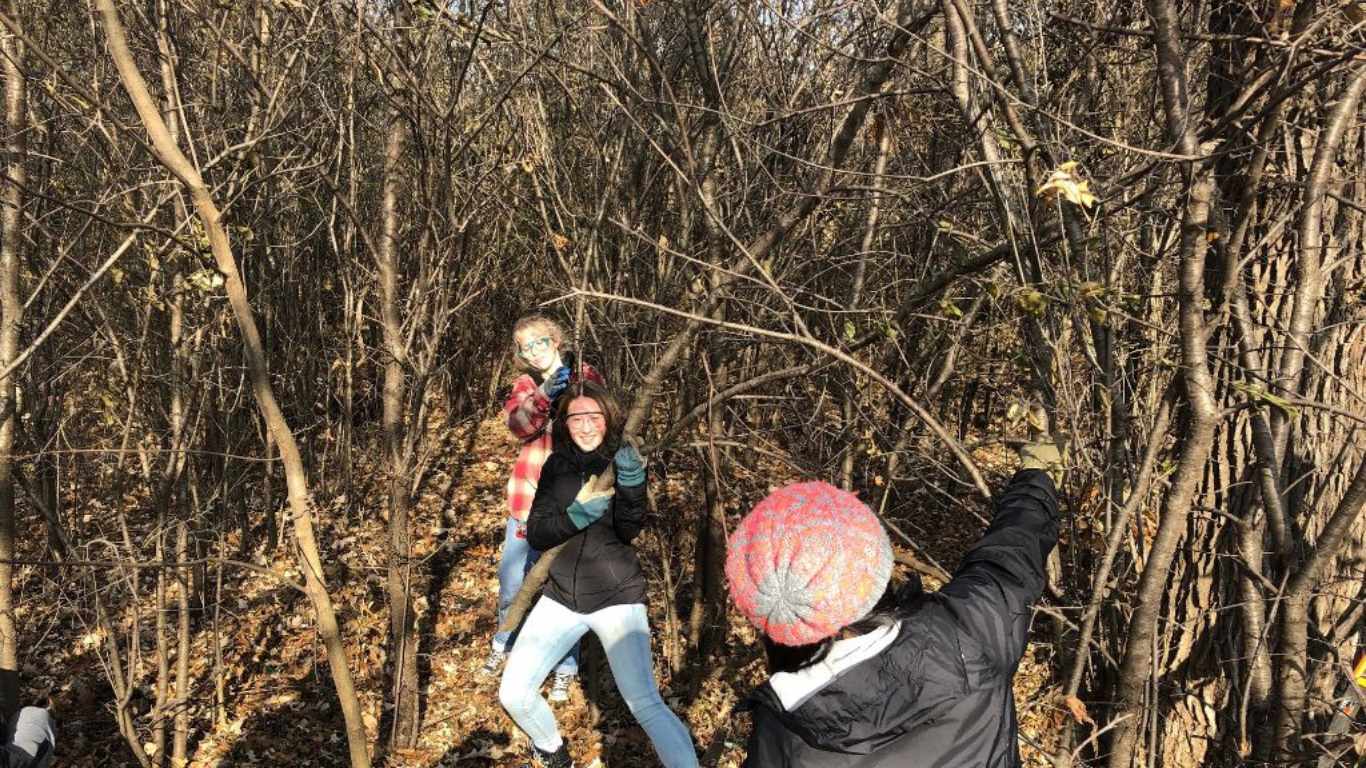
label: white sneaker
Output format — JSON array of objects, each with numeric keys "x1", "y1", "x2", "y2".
[{"x1": 548, "y1": 671, "x2": 574, "y2": 702}]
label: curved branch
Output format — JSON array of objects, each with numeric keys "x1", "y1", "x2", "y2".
[
  {"x1": 563, "y1": 288, "x2": 993, "y2": 500},
  {"x1": 1270, "y1": 63, "x2": 1366, "y2": 452}
]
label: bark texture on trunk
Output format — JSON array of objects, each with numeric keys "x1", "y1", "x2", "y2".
[
  {"x1": 0, "y1": 0, "x2": 26, "y2": 713},
  {"x1": 1107, "y1": 1, "x2": 1222, "y2": 763},
  {"x1": 379, "y1": 113, "x2": 420, "y2": 750}
]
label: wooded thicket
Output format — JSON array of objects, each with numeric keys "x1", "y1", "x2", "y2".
[{"x1": 0, "y1": 0, "x2": 1363, "y2": 765}]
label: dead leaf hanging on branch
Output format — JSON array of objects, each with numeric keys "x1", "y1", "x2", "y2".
[
  {"x1": 1064, "y1": 694, "x2": 1096, "y2": 727},
  {"x1": 1036, "y1": 161, "x2": 1097, "y2": 209}
]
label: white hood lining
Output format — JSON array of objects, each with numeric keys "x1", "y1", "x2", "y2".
[{"x1": 768, "y1": 620, "x2": 902, "y2": 711}]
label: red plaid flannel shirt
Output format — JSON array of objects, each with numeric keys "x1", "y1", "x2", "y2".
[{"x1": 504, "y1": 364, "x2": 604, "y2": 524}]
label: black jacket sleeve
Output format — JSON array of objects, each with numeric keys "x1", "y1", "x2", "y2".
[
  {"x1": 0, "y1": 743, "x2": 49, "y2": 768},
  {"x1": 938, "y1": 469, "x2": 1059, "y2": 671},
  {"x1": 525, "y1": 455, "x2": 584, "y2": 551},
  {"x1": 611, "y1": 473, "x2": 648, "y2": 544}
]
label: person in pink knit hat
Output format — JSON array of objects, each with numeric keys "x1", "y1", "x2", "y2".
[{"x1": 726, "y1": 457, "x2": 1060, "y2": 767}]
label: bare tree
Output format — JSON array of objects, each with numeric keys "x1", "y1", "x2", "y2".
[{"x1": 93, "y1": 1, "x2": 372, "y2": 765}]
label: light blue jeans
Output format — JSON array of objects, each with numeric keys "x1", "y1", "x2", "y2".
[
  {"x1": 494, "y1": 517, "x2": 579, "y2": 676},
  {"x1": 499, "y1": 597, "x2": 698, "y2": 768}
]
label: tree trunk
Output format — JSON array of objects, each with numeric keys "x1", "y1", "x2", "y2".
[
  {"x1": 95, "y1": 588, "x2": 152, "y2": 768},
  {"x1": 379, "y1": 112, "x2": 420, "y2": 751},
  {"x1": 1276, "y1": 458, "x2": 1366, "y2": 754},
  {"x1": 263, "y1": 420, "x2": 276, "y2": 553},
  {"x1": 0, "y1": 0, "x2": 25, "y2": 718},
  {"x1": 841, "y1": 116, "x2": 891, "y2": 490},
  {"x1": 152, "y1": 529, "x2": 169, "y2": 768},
  {"x1": 173, "y1": 521, "x2": 191, "y2": 765},
  {"x1": 94, "y1": 3, "x2": 372, "y2": 765},
  {"x1": 688, "y1": 351, "x2": 729, "y2": 678},
  {"x1": 1107, "y1": 1, "x2": 1222, "y2": 763},
  {"x1": 1271, "y1": 67, "x2": 1366, "y2": 756}
]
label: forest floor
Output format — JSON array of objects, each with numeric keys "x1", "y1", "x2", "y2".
[{"x1": 32, "y1": 400, "x2": 1066, "y2": 767}]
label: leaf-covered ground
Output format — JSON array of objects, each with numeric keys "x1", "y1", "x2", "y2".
[{"x1": 32, "y1": 404, "x2": 1066, "y2": 766}]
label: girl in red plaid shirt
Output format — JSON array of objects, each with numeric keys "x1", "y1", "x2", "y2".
[{"x1": 483, "y1": 314, "x2": 603, "y2": 704}]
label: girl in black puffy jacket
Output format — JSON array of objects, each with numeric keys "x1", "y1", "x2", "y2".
[
  {"x1": 497, "y1": 381, "x2": 698, "y2": 768},
  {"x1": 727, "y1": 467, "x2": 1060, "y2": 767}
]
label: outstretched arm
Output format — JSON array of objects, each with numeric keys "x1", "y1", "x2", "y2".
[{"x1": 938, "y1": 469, "x2": 1059, "y2": 670}]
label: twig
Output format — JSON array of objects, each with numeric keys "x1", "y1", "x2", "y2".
[
  {"x1": 0, "y1": 557, "x2": 306, "y2": 593},
  {"x1": 558, "y1": 288, "x2": 994, "y2": 499}
]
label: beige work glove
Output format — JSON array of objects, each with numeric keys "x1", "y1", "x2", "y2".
[
  {"x1": 1019, "y1": 439, "x2": 1065, "y2": 481},
  {"x1": 1017, "y1": 404, "x2": 1066, "y2": 484},
  {"x1": 566, "y1": 466, "x2": 616, "y2": 530}
]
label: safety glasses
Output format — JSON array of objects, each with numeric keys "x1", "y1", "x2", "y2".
[
  {"x1": 564, "y1": 412, "x2": 605, "y2": 428},
  {"x1": 517, "y1": 336, "x2": 553, "y2": 358}
]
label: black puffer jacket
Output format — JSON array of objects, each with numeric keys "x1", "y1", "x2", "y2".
[
  {"x1": 526, "y1": 440, "x2": 647, "y2": 614},
  {"x1": 741, "y1": 470, "x2": 1059, "y2": 767}
]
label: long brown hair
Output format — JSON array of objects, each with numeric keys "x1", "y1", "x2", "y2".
[{"x1": 551, "y1": 379, "x2": 624, "y2": 458}]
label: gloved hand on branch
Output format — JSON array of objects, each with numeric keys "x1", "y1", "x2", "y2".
[
  {"x1": 613, "y1": 440, "x2": 646, "y2": 487},
  {"x1": 1017, "y1": 404, "x2": 1066, "y2": 485},
  {"x1": 541, "y1": 365, "x2": 572, "y2": 401},
  {"x1": 567, "y1": 472, "x2": 615, "y2": 530}
]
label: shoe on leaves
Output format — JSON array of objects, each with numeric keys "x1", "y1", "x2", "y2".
[
  {"x1": 548, "y1": 671, "x2": 574, "y2": 703},
  {"x1": 526, "y1": 744, "x2": 574, "y2": 768},
  {"x1": 480, "y1": 648, "x2": 508, "y2": 677}
]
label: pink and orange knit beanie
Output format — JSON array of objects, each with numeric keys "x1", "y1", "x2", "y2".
[{"x1": 725, "y1": 481, "x2": 894, "y2": 647}]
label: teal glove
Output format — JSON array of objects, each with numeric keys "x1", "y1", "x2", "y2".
[
  {"x1": 614, "y1": 443, "x2": 645, "y2": 487},
  {"x1": 567, "y1": 493, "x2": 612, "y2": 530}
]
